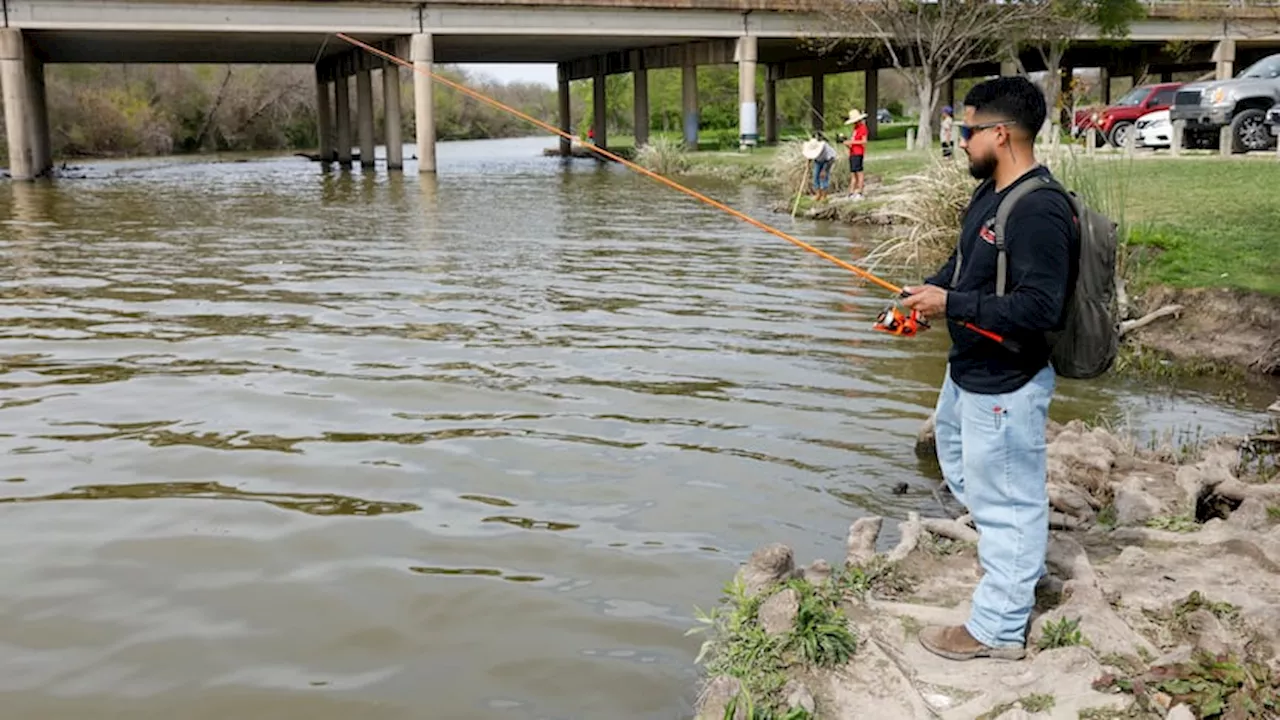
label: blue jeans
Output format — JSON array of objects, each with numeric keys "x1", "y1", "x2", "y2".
[
  {"x1": 812, "y1": 159, "x2": 832, "y2": 190},
  {"x1": 933, "y1": 364, "x2": 1055, "y2": 649}
]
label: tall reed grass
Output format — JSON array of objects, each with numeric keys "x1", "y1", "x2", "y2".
[
  {"x1": 859, "y1": 146, "x2": 1137, "y2": 284},
  {"x1": 634, "y1": 136, "x2": 692, "y2": 176}
]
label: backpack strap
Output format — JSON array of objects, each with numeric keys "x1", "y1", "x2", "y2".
[
  {"x1": 950, "y1": 178, "x2": 994, "y2": 288},
  {"x1": 993, "y1": 175, "x2": 1069, "y2": 297}
]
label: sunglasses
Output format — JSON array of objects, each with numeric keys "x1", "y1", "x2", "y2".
[{"x1": 958, "y1": 120, "x2": 1013, "y2": 142}]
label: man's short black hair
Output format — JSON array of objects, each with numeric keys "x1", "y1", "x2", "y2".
[{"x1": 963, "y1": 76, "x2": 1047, "y2": 137}]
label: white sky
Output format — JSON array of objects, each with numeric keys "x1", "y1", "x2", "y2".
[{"x1": 458, "y1": 63, "x2": 557, "y2": 87}]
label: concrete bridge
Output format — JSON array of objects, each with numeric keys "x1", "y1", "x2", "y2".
[{"x1": 2, "y1": 0, "x2": 1279, "y2": 180}]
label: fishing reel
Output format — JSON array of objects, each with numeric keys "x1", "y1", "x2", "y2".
[{"x1": 872, "y1": 304, "x2": 930, "y2": 338}]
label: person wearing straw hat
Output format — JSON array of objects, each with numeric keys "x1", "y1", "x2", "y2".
[
  {"x1": 843, "y1": 108, "x2": 869, "y2": 199},
  {"x1": 940, "y1": 105, "x2": 956, "y2": 158},
  {"x1": 801, "y1": 134, "x2": 837, "y2": 203}
]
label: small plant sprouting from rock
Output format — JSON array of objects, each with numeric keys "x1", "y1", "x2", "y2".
[
  {"x1": 835, "y1": 556, "x2": 916, "y2": 599},
  {"x1": 790, "y1": 580, "x2": 858, "y2": 666},
  {"x1": 1038, "y1": 616, "x2": 1086, "y2": 650},
  {"x1": 722, "y1": 692, "x2": 813, "y2": 720},
  {"x1": 1093, "y1": 650, "x2": 1280, "y2": 719},
  {"x1": 1267, "y1": 505, "x2": 1280, "y2": 520},
  {"x1": 1175, "y1": 590, "x2": 1240, "y2": 624},
  {"x1": 1145, "y1": 514, "x2": 1200, "y2": 533},
  {"x1": 976, "y1": 693, "x2": 1056, "y2": 720},
  {"x1": 1096, "y1": 503, "x2": 1119, "y2": 529},
  {"x1": 689, "y1": 571, "x2": 858, "y2": 716}
]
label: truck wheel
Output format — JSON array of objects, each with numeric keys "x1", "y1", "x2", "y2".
[
  {"x1": 1230, "y1": 108, "x2": 1270, "y2": 153},
  {"x1": 1108, "y1": 121, "x2": 1134, "y2": 149}
]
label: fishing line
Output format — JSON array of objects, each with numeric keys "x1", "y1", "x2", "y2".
[{"x1": 334, "y1": 33, "x2": 1016, "y2": 350}]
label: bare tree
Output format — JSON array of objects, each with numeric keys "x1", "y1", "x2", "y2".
[{"x1": 811, "y1": 0, "x2": 1044, "y2": 143}]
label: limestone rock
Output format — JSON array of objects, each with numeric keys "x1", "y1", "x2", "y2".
[
  {"x1": 1184, "y1": 609, "x2": 1232, "y2": 657},
  {"x1": 916, "y1": 412, "x2": 937, "y2": 459},
  {"x1": 1113, "y1": 477, "x2": 1164, "y2": 526},
  {"x1": 741, "y1": 543, "x2": 796, "y2": 597},
  {"x1": 783, "y1": 679, "x2": 816, "y2": 714},
  {"x1": 803, "y1": 558, "x2": 833, "y2": 585},
  {"x1": 1048, "y1": 481, "x2": 1098, "y2": 521},
  {"x1": 1227, "y1": 496, "x2": 1270, "y2": 531},
  {"x1": 1165, "y1": 703, "x2": 1195, "y2": 720},
  {"x1": 758, "y1": 588, "x2": 800, "y2": 636},
  {"x1": 993, "y1": 709, "x2": 1032, "y2": 720},
  {"x1": 696, "y1": 676, "x2": 745, "y2": 720},
  {"x1": 846, "y1": 517, "x2": 883, "y2": 566}
]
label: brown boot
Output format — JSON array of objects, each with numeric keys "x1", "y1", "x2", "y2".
[{"x1": 919, "y1": 625, "x2": 1026, "y2": 661}]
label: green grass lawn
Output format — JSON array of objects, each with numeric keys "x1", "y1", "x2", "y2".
[{"x1": 1109, "y1": 158, "x2": 1280, "y2": 296}]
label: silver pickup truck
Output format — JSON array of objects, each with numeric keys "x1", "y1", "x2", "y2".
[{"x1": 1169, "y1": 53, "x2": 1280, "y2": 153}]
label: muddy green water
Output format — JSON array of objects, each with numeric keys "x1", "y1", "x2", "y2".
[{"x1": 0, "y1": 137, "x2": 1274, "y2": 719}]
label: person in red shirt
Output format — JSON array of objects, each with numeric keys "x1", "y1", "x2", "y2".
[{"x1": 843, "y1": 109, "x2": 868, "y2": 199}]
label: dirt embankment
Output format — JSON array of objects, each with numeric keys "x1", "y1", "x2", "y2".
[
  {"x1": 693, "y1": 420, "x2": 1280, "y2": 720},
  {"x1": 1126, "y1": 287, "x2": 1280, "y2": 377}
]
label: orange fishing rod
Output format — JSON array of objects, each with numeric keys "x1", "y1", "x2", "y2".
[{"x1": 334, "y1": 33, "x2": 1016, "y2": 351}]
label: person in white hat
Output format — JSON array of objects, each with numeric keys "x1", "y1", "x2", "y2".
[
  {"x1": 843, "y1": 109, "x2": 869, "y2": 199},
  {"x1": 801, "y1": 134, "x2": 837, "y2": 202}
]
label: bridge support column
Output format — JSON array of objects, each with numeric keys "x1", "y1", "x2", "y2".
[
  {"x1": 27, "y1": 45, "x2": 50, "y2": 177},
  {"x1": 682, "y1": 52, "x2": 698, "y2": 149},
  {"x1": 1161, "y1": 70, "x2": 1173, "y2": 83},
  {"x1": 1213, "y1": 38, "x2": 1235, "y2": 81},
  {"x1": 1, "y1": 29, "x2": 43, "y2": 181},
  {"x1": 592, "y1": 66, "x2": 607, "y2": 150},
  {"x1": 736, "y1": 35, "x2": 758, "y2": 149},
  {"x1": 1000, "y1": 60, "x2": 1018, "y2": 77},
  {"x1": 866, "y1": 68, "x2": 878, "y2": 140},
  {"x1": 335, "y1": 64, "x2": 353, "y2": 167},
  {"x1": 384, "y1": 53, "x2": 404, "y2": 170},
  {"x1": 764, "y1": 64, "x2": 778, "y2": 145},
  {"x1": 315, "y1": 65, "x2": 334, "y2": 163},
  {"x1": 557, "y1": 63, "x2": 571, "y2": 156},
  {"x1": 356, "y1": 65, "x2": 376, "y2": 168},
  {"x1": 1099, "y1": 67, "x2": 1111, "y2": 105},
  {"x1": 412, "y1": 33, "x2": 436, "y2": 174},
  {"x1": 632, "y1": 51, "x2": 649, "y2": 148},
  {"x1": 811, "y1": 72, "x2": 825, "y2": 134}
]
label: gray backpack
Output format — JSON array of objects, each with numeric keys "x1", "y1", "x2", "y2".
[{"x1": 951, "y1": 175, "x2": 1120, "y2": 379}]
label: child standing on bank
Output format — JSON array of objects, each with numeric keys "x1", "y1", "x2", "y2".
[
  {"x1": 939, "y1": 105, "x2": 955, "y2": 158},
  {"x1": 843, "y1": 109, "x2": 868, "y2": 199}
]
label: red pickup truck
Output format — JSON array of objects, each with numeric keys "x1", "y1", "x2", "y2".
[{"x1": 1072, "y1": 82, "x2": 1183, "y2": 148}]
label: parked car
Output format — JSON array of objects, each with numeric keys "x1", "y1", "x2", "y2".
[
  {"x1": 1169, "y1": 53, "x2": 1280, "y2": 153},
  {"x1": 1072, "y1": 82, "x2": 1182, "y2": 148},
  {"x1": 1135, "y1": 109, "x2": 1172, "y2": 148},
  {"x1": 876, "y1": 108, "x2": 893, "y2": 124}
]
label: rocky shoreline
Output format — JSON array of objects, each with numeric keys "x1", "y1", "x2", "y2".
[{"x1": 691, "y1": 419, "x2": 1280, "y2": 719}]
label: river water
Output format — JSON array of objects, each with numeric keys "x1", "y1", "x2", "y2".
[{"x1": 0, "y1": 136, "x2": 1274, "y2": 719}]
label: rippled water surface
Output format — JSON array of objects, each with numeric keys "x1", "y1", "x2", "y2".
[{"x1": 0, "y1": 137, "x2": 1274, "y2": 719}]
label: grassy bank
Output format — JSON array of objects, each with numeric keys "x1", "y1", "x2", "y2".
[{"x1": 1120, "y1": 159, "x2": 1280, "y2": 296}]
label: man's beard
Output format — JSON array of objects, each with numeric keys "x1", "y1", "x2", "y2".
[{"x1": 968, "y1": 151, "x2": 996, "y2": 180}]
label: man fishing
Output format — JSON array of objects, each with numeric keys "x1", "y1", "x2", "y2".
[{"x1": 901, "y1": 76, "x2": 1077, "y2": 661}]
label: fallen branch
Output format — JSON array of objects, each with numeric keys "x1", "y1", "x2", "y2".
[
  {"x1": 920, "y1": 517, "x2": 979, "y2": 544},
  {"x1": 886, "y1": 512, "x2": 923, "y2": 563},
  {"x1": 1119, "y1": 304, "x2": 1183, "y2": 337}
]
